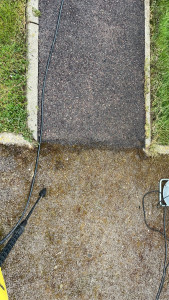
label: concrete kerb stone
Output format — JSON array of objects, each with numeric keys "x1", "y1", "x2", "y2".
[
  {"x1": 144, "y1": 0, "x2": 151, "y2": 151},
  {"x1": 144, "y1": 0, "x2": 169, "y2": 155},
  {"x1": 0, "y1": 133, "x2": 33, "y2": 148},
  {"x1": 27, "y1": 0, "x2": 39, "y2": 141},
  {"x1": 0, "y1": 0, "x2": 38, "y2": 148}
]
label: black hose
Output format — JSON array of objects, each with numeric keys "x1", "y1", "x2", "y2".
[{"x1": 0, "y1": 0, "x2": 65, "y2": 246}]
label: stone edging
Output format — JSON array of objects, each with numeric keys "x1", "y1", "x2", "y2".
[
  {"x1": 26, "y1": 0, "x2": 39, "y2": 141},
  {"x1": 144, "y1": 0, "x2": 169, "y2": 155},
  {"x1": 0, "y1": 133, "x2": 33, "y2": 148},
  {"x1": 144, "y1": 0, "x2": 151, "y2": 151}
]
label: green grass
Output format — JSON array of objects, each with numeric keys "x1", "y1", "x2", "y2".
[
  {"x1": 0, "y1": 0, "x2": 32, "y2": 140},
  {"x1": 151, "y1": 0, "x2": 169, "y2": 145}
]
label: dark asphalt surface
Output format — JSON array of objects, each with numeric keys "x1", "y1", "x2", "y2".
[{"x1": 38, "y1": 0, "x2": 145, "y2": 148}]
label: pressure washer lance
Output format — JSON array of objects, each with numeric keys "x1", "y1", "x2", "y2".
[{"x1": 0, "y1": 188, "x2": 46, "y2": 268}]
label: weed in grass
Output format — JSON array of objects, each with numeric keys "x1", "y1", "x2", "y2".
[{"x1": 32, "y1": 7, "x2": 41, "y2": 17}]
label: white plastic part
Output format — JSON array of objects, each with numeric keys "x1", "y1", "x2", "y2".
[
  {"x1": 159, "y1": 179, "x2": 169, "y2": 206},
  {"x1": 163, "y1": 181, "x2": 169, "y2": 206}
]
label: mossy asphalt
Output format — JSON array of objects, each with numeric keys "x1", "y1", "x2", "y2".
[{"x1": 1, "y1": 144, "x2": 169, "y2": 299}]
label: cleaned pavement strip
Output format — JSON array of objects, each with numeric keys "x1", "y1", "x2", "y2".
[
  {"x1": 1, "y1": 0, "x2": 146, "y2": 150},
  {"x1": 38, "y1": 0, "x2": 145, "y2": 148},
  {"x1": 1, "y1": 0, "x2": 168, "y2": 153}
]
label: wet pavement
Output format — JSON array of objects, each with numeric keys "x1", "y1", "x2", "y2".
[
  {"x1": 1, "y1": 144, "x2": 169, "y2": 299},
  {"x1": 38, "y1": 0, "x2": 145, "y2": 147}
]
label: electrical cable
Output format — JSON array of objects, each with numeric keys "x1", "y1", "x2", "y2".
[
  {"x1": 142, "y1": 190, "x2": 169, "y2": 241},
  {"x1": 155, "y1": 205, "x2": 167, "y2": 300},
  {"x1": 142, "y1": 190, "x2": 169, "y2": 299},
  {"x1": 0, "y1": 0, "x2": 65, "y2": 246}
]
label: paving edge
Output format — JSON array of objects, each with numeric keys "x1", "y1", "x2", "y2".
[
  {"x1": 27, "y1": 0, "x2": 39, "y2": 141},
  {"x1": 144, "y1": 0, "x2": 169, "y2": 155},
  {"x1": 0, "y1": 0, "x2": 38, "y2": 148},
  {"x1": 0, "y1": 133, "x2": 34, "y2": 148}
]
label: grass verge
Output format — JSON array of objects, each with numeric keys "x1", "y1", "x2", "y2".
[
  {"x1": 151, "y1": 0, "x2": 169, "y2": 145},
  {"x1": 0, "y1": 0, "x2": 32, "y2": 141}
]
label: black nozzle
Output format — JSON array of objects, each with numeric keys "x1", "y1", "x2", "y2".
[
  {"x1": 0, "y1": 188, "x2": 47, "y2": 267},
  {"x1": 39, "y1": 188, "x2": 47, "y2": 198}
]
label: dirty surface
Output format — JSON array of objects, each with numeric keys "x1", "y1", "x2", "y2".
[
  {"x1": 1, "y1": 144, "x2": 169, "y2": 299},
  {"x1": 38, "y1": 0, "x2": 145, "y2": 147}
]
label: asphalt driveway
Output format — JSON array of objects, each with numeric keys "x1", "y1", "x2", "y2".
[{"x1": 38, "y1": 0, "x2": 145, "y2": 148}]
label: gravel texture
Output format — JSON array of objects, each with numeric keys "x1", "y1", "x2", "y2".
[
  {"x1": 1, "y1": 144, "x2": 169, "y2": 299},
  {"x1": 38, "y1": 0, "x2": 145, "y2": 147}
]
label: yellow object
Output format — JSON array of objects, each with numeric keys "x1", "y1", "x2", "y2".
[{"x1": 0, "y1": 268, "x2": 8, "y2": 300}]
